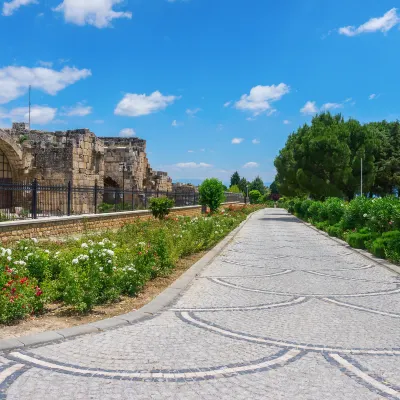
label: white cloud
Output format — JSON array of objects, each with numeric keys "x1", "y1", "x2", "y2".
[
  {"x1": 54, "y1": 0, "x2": 132, "y2": 29},
  {"x1": 175, "y1": 162, "x2": 213, "y2": 168},
  {"x1": 187, "y1": 150, "x2": 194, "y2": 153},
  {"x1": 114, "y1": 91, "x2": 179, "y2": 117},
  {"x1": 344, "y1": 97, "x2": 353, "y2": 103},
  {"x1": 2, "y1": 0, "x2": 37, "y2": 16},
  {"x1": 62, "y1": 102, "x2": 92, "y2": 116},
  {"x1": 339, "y1": 8, "x2": 400, "y2": 37},
  {"x1": 171, "y1": 119, "x2": 183, "y2": 127},
  {"x1": 1, "y1": 105, "x2": 57, "y2": 125},
  {"x1": 369, "y1": 93, "x2": 377, "y2": 100},
  {"x1": 300, "y1": 101, "x2": 318, "y2": 115},
  {"x1": 252, "y1": 139, "x2": 260, "y2": 144},
  {"x1": 232, "y1": 138, "x2": 244, "y2": 144},
  {"x1": 38, "y1": 61, "x2": 53, "y2": 68},
  {"x1": 234, "y1": 83, "x2": 290, "y2": 116},
  {"x1": 283, "y1": 119, "x2": 291, "y2": 124},
  {"x1": 186, "y1": 107, "x2": 201, "y2": 116},
  {"x1": 321, "y1": 102, "x2": 343, "y2": 111},
  {"x1": 223, "y1": 101, "x2": 232, "y2": 108},
  {"x1": 0, "y1": 65, "x2": 91, "y2": 105},
  {"x1": 119, "y1": 128, "x2": 136, "y2": 137},
  {"x1": 243, "y1": 162, "x2": 259, "y2": 168},
  {"x1": 94, "y1": 119, "x2": 104, "y2": 124}
]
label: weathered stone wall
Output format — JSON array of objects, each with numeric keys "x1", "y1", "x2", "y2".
[
  {"x1": 0, "y1": 203, "x2": 245, "y2": 242},
  {"x1": 0, "y1": 124, "x2": 173, "y2": 213}
]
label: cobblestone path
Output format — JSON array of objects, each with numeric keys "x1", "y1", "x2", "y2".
[{"x1": 1, "y1": 209, "x2": 400, "y2": 399}]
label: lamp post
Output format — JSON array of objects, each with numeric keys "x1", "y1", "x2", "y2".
[{"x1": 119, "y1": 162, "x2": 127, "y2": 209}]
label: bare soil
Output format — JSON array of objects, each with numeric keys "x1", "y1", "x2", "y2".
[{"x1": 0, "y1": 251, "x2": 206, "y2": 340}]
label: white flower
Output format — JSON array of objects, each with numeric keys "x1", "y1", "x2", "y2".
[
  {"x1": 31, "y1": 238, "x2": 38, "y2": 244},
  {"x1": 81, "y1": 243, "x2": 88, "y2": 249},
  {"x1": 7, "y1": 256, "x2": 12, "y2": 262},
  {"x1": 363, "y1": 214, "x2": 368, "y2": 218},
  {"x1": 112, "y1": 243, "x2": 116, "y2": 248},
  {"x1": 108, "y1": 260, "x2": 112, "y2": 264},
  {"x1": 98, "y1": 241, "x2": 105, "y2": 247},
  {"x1": 89, "y1": 249, "x2": 93, "y2": 254},
  {"x1": 106, "y1": 249, "x2": 114, "y2": 256},
  {"x1": 99, "y1": 267, "x2": 103, "y2": 272},
  {"x1": 55, "y1": 251, "x2": 60, "y2": 255},
  {"x1": 14, "y1": 260, "x2": 26, "y2": 266},
  {"x1": 44, "y1": 249, "x2": 50, "y2": 254},
  {"x1": 5, "y1": 249, "x2": 12, "y2": 256},
  {"x1": 112, "y1": 266, "x2": 117, "y2": 270},
  {"x1": 72, "y1": 259, "x2": 79, "y2": 265}
]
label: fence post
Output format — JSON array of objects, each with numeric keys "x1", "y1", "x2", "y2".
[
  {"x1": 131, "y1": 189, "x2": 134, "y2": 211},
  {"x1": 94, "y1": 181, "x2": 98, "y2": 214},
  {"x1": 144, "y1": 189, "x2": 148, "y2": 209},
  {"x1": 67, "y1": 181, "x2": 72, "y2": 216},
  {"x1": 114, "y1": 188, "x2": 118, "y2": 212},
  {"x1": 31, "y1": 179, "x2": 38, "y2": 219}
]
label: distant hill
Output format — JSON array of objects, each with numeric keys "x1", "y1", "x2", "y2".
[{"x1": 174, "y1": 178, "x2": 272, "y2": 188}]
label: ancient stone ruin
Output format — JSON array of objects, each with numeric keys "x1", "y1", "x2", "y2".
[{"x1": 0, "y1": 123, "x2": 172, "y2": 214}]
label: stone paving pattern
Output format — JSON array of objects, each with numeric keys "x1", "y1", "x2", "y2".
[{"x1": 1, "y1": 209, "x2": 399, "y2": 399}]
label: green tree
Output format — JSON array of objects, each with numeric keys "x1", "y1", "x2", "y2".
[
  {"x1": 230, "y1": 171, "x2": 240, "y2": 187},
  {"x1": 249, "y1": 190, "x2": 262, "y2": 204},
  {"x1": 199, "y1": 178, "x2": 225, "y2": 213},
  {"x1": 275, "y1": 113, "x2": 378, "y2": 200},
  {"x1": 238, "y1": 177, "x2": 249, "y2": 194},
  {"x1": 249, "y1": 176, "x2": 265, "y2": 194},
  {"x1": 229, "y1": 185, "x2": 241, "y2": 193}
]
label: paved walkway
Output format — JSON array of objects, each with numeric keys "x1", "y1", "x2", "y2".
[{"x1": 1, "y1": 209, "x2": 400, "y2": 399}]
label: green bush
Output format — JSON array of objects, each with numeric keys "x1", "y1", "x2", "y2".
[
  {"x1": 199, "y1": 178, "x2": 225, "y2": 213},
  {"x1": 365, "y1": 197, "x2": 400, "y2": 234},
  {"x1": 326, "y1": 224, "x2": 344, "y2": 239},
  {"x1": 307, "y1": 201, "x2": 324, "y2": 222},
  {"x1": 346, "y1": 232, "x2": 378, "y2": 249},
  {"x1": 324, "y1": 198, "x2": 345, "y2": 225},
  {"x1": 370, "y1": 231, "x2": 400, "y2": 260},
  {"x1": 249, "y1": 190, "x2": 262, "y2": 204},
  {"x1": 341, "y1": 196, "x2": 371, "y2": 230},
  {"x1": 149, "y1": 197, "x2": 175, "y2": 220},
  {"x1": 229, "y1": 185, "x2": 241, "y2": 193}
]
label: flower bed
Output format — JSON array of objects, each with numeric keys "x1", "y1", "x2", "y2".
[
  {"x1": 0, "y1": 205, "x2": 263, "y2": 324},
  {"x1": 280, "y1": 197, "x2": 400, "y2": 264}
]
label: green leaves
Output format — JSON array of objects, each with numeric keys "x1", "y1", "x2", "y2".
[
  {"x1": 274, "y1": 112, "x2": 397, "y2": 200},
  {"x1": 199, "y1": 178, "x2": 225, "y2": 213}
]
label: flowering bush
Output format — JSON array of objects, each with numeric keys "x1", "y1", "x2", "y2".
[
  {"x1": 0, "y1": 264, "x2": 44, "y2": 323},
  {"x1": 0, "y1": 204, "x2": 264, "y2": 320}
]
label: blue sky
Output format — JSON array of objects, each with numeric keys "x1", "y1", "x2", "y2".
[{"x1": 1, "y1": 0, "x2": 400, "y2": 185}]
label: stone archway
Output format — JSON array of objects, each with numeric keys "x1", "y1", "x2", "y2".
[{"x1": 0, "y1": 130, "x2": 24, "y2": 182}]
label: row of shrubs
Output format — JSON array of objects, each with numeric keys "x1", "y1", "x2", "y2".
[
  {"x1": 0, "y1": 205, "x2": 263, "y2": 324},
  {"x1": 280, "y1": 196, "x2": 400, "y2": 263}
]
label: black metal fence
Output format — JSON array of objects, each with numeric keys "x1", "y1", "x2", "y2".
[{"x1": 0, "y1": 180, "x2": 244, "y2": 221}]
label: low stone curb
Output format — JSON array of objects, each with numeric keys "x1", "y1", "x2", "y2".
[
  {"x1": 289, "y1": 211, "x2": 400, "y2": 276},
  {"x1": 0, "y1": 210, "x2": 258, "y2": 352}
]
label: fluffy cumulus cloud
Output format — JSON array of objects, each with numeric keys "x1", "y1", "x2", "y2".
[
  {"x1": 243, "y1": 162, "x2": 259, "y2": 168},
  {"x1": 0, "y1": 105, "x2": 57, "y2": 125},
  {"x1": 234, "y1": 83, "x2": 290, "y2": 116},
  {"x1": 171, "y1": 119, "x2": 183, "y2": 127},
  {"x1": 119, "y1": 128, "x2": 136, "y2": 137},
  {"x1": 175, "y1": 162, "x2": 213, "y2": 168},
  {"x1": 300, "y1": 101, "x2": 318, "y2": 115},
  {"x1": 320, "y1": 102, "x2": 343, "y2": 111},
  {"x1": 339, "y1": 8, "x2": 400, "y2": 36},
  {"x1": 2, "y1": 0, "x2": 37, "y2": 16},
  {"x1": 0, "y1": 66, "x2": 91, "y2": 104},
  {"x1": 54, "y1": 0, "x2": 132, "y2": 29},
  {"x1": 232, "y1": 138, "x2": 244, "y2": 144},
  {"x1": 62, "y1": 102, "x2": 92, "y2": 116},
  {"x1": 114, "y1": 91, "x2": 179, "y2": 117}
]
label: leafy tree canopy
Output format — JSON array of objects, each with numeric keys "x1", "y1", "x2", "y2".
[{"x1": 230, "y1": 171, "x2": 240, "y2": 187}]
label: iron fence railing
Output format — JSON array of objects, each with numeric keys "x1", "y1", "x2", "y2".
[{"x1": 0, "y1": 180, "x2": 244, "y2": 221}]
